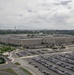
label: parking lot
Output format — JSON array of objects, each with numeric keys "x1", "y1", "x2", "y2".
[
  {"x1": 15, "y1": 45, "x2": 74, "y2": 58},
  {"x1": 24, "y1": 52, "x2": 74, "y2": 75},
  {"x1": 16, "y1": 49, "x2": 55, "y2": 57}
]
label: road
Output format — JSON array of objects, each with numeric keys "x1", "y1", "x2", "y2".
[
  {"x1": 13, "y1": 67, "x2": 27, "y2": 75},
  {"x1": 0, "y1": 71, "x2": 14, "y2": 75},
  {"x1": 0, "y1": 56, "x2": 28, "y2": 75},
  {"x1": 13, "y1": 58, "x2": 43, "y2": 75}
]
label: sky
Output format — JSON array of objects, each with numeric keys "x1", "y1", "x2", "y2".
[{"x1": 0, "y1": 0, "x2": 74, "y2": 30}]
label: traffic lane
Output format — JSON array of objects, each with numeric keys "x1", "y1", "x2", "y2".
[
  {"x1": 0, "y1": 62, "x2": 17, "y2": 69},
  {"x1": 13, "y1": 67, "x2": 27, "y2": 75},
  {"x1": 25, "y1": 58, "x2": 59, "y2": 75},
  {"x1": 14, "y1": 58, "x2": 43, "y2": 75},
  {"x1": 23, "y1": 66, "x2": 44, "y2": 75}
]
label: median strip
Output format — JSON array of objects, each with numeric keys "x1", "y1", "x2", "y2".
[{"x1": 20, "y1": 67, "x2": 33, "y2": 75}]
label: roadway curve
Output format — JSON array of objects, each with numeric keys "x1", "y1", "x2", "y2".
[{"x1": 0, "y1": 71, "x2": 14, "y2": 75}]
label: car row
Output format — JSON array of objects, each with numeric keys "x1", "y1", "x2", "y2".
[
  {"x1": 28, "y1": 59, "x2": 50, "y2": 75},
  {"x1": 16, "y1": 49, "x2": 52, "y2": 57},
  {"x1": 59, "y1": 52, "x2": 74, "y2": 60},
  {"x1": 40, "y1": 55, "x2": 74, "y2": 72},
  {"x1": 53, "y1": 54, "x2": 74, "y2": 65},
  {"x1": 32, "y1": 57, "x2": 73, "y2": 75}
]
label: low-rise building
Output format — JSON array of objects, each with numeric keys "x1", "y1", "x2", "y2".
[{"x1": 0, "y1": 34, "x2": 74, "y2": 46}]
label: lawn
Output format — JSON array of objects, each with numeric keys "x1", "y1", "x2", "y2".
[
  {"x1": 15, "y1": 62, "x2": 20, "y2": 65},
  {"x1": 0, "y1": 68, "x2": 17, "y2": 75},
  {"x1": 0, "y1": 74, "x2": 3, "y2": 75},
  {"x1": 0, "y1": 57, "x2": 6, "y2": 64}
]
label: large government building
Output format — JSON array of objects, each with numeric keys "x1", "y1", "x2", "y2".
[{"x1": 0, "y1": 34, "x2": 74, "y2": 47}]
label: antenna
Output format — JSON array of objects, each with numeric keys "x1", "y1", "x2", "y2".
[{"x1": 14, "y1": 26, "x2": 16, "y2": 31}]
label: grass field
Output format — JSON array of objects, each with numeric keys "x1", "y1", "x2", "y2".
[{"x1": 0, "y1": 68, "x2": 17, "y2": 75}]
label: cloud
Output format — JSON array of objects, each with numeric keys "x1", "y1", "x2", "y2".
[
  {"x1": 54, "y1": 0, "x2": 72, "y2": 5},
  {"x1": 0, "y1": 0, "x2": 74, "y2": 29}
]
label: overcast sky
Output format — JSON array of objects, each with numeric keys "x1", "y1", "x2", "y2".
[{"x1": 0, "y1": 0, "x2": 74, "y2": 30}]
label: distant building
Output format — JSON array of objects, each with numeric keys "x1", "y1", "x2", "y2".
[{"x1": 0, "y1": 34, "x2": 74, "y2": 46}]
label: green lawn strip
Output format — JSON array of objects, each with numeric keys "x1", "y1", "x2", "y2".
[
  {"x1": 15, "y1": 62, "x2": 20, "y2": 65},
  {"x1": 20, "y1": 67, "x2": 33, "y2": 75},
  {"x1": 0, "y1": 68, "x2": 17, "y2": 75},
  {"x1": 0, "y1": 57, "x2": 6, "y2": 64},
  {"x1": 0, "y1": 74, "x2": 3, "y2": 75}
]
